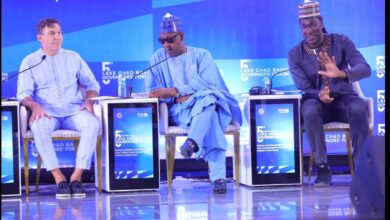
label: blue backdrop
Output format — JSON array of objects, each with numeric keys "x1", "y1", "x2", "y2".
[{"x1": 1, "y1": 0, "x2": 385, "y2": 167}]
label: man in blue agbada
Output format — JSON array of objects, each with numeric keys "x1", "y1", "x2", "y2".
[{"x1": 144, "y1": 13, "x2": 242, "y2": 193}]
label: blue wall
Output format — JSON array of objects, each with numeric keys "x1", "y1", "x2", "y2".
[{"x1": 1, "y1": 0, "x2": 385, "y2": 166}]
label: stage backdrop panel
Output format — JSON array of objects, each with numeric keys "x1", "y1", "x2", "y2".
[{"x1": 1, "y1": 0, "x2": 385, "y2": 167}]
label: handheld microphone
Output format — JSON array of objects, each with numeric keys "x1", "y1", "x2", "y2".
[
  {"x1": 249, "y1": 59, "x2": 316, "y2": 95},
  {"x1": 128, "y1": 56, "x2": 170, "y2": 98},
  {"x1": 2, "y1": 55, "x2": 47, "y2": 82}
]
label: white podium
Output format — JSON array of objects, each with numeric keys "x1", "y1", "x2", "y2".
[
  {"x1": 240, "y1": 94, "x2": 302, "y2": 186},
  {"x1": 98, "y1": 98, "x2": 160, "y2": 192}
]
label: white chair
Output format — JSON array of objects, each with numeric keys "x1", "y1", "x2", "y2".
[
  {"x1": 20, "y1": 103, "x2": 103, "y2": 195},
  {"x1": 306, "y1": 81, "x2": 374, "y2": 180},
  {"x1": 159, "y1": 102, "x2": 241, "y2": 189}
]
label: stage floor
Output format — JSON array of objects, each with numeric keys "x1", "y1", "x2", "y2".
[{"x1": 2, "y1": 175, "x2": 358, "y2": 219}]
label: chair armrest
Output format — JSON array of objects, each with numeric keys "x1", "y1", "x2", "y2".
[
  {"x1": 353, "y1": 81, "x2": 374, "y2": 129},
  {"x1": 93, "y1": 103, "x2": 103, "y2": 136},
  {"x1": 363, "y1": 96, "x2": 374, "y2": 129},
  {"x1": 20, "y1": 105, "x2": 29, "y2": 138},
  {"x1": 159, "y1": 103, "x2": 168, "y2": 135}
]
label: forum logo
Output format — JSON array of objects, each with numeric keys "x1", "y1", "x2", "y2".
[
  {"x1": 257, "y1": 126, "x2": 265, "y2": 143},
  {"x1": 377, "y1": 90, "x2": 385, "y2": 112},
  {"x1": 102, "y1": 62, "x2": 114, "y2": 85},
  {"x1": 240, "y1": 59, "x2": 251, "y2": 82},
  {"x1": 1, "y1": 72, "x2": 8, "y2": 81},
  {"x1": 376, "y1": 56, "x2": 385, "y2": 78},
  {"x1": 378, "y1": 124, "x2": 385, "y2": 136}
]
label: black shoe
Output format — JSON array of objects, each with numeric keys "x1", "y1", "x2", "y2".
[
  {"x1": 56, "y1": 181, "x2": 71, "y2": 198},
  {"x1": 314, "y1": 163, "x2": 332, "y2": 187},
  {"x1": 70, "y1": 180, "x2": 86, "y2": 197},
  {"x1": 212, "y1": 179, "x2": 227, "y2": 194},
  {"x1": 180, "y1": 138, "x2": 199, "y2": 158}
]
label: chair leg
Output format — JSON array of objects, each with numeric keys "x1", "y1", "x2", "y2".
[
  {"x1": 308, "y1": 152, "x2": 314, "y2": 181},
  {"x1": 74, "y1": 140, "x2": 79, "y2": 155},
  {"x1": 301, "y1": 152, "x2": 305, "y2": 183},
  {"x1": 346, "y1": 131, "x2": 354, "y2": 176},
  {"x1": 165, "y1": 135, "x2": 176, "y2": 189},
  {"x1": 300, "y1": 131, "x2": 304, "y2": 183},
  {"x1": 233, "y1": 132, "x2": 240, "y2": 186},
  {"x1": 96, "y1": 136, "x2": 102, "y2": 193},
  {"x1": 36, "y1": 154, "x2": 42, "y2": 192},
  {"x1": 73, "y1": 140, "x2": 80, "y2": 182},
  {"x1": 23, "y1": 140, "x2": 30, "y2": 195},
  {"x1": 165, "y1": 136, "x2": 171, "y2": 188}
]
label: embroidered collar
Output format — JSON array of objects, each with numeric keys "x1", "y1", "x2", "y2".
[{"x1": 303, "y1": 34, "x2": 332, "y2": 56}]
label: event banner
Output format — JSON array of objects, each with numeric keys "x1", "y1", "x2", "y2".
[
  {"x1": 1, "y1": 111, "x2": 14, "y2": 183},
  {"x1": 1, "y1": 0, "x2": 384, "y2": 166},
  {"x1": 255, "y1": 103, "x2": 295, "y2": 174},
  {"x1": 113, "y1": 107, "x2": 154, "y2": 179}
]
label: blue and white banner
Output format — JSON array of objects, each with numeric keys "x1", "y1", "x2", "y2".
[
  {"x1": 113, "y1": 107, "x2": 154, "y2": 179},
  {"x1": 1, "y1": 0, "x2": 385, "y2": 164},
  {"x1": 1, "y1": 111, "x2": 15, "y2": 183},
  {"x1": 254, "y1": 103, "x2": 296, "y2": 174}
]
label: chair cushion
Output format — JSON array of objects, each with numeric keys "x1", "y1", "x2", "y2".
[
  {"x1": 167, "y1": 124, "x2": 240, "y2": 135},
  {"x1": 226, "y1": 124, "x2": 240, "y2": 132},
  {"x1": 323, "y1": 122, "x2": 350, "y2": 130},
  {"x1": 167, "y1": 126, "x2": 188, "y2": 135},
  {"x1": 24, "y1": 130, "x2": 81, "y2": 139}
]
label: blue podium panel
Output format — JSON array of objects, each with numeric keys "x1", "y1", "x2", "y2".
[
  {"x1": 99, "y1": 98, "x2": 159, "y2": 192},
  {"x1": 240, "y1": 95, "x2": 302, "y2": 186},
  {"x1": 1, "y1": 100, "x2": 21, "y2": 196}
]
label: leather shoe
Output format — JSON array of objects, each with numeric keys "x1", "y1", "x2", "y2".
[
  {"x1": 212, "y1": 179, "x2": 227, "y2": 194},
  {"x1": 180, "y1": 138, "x2": 199, "y2": 158}
]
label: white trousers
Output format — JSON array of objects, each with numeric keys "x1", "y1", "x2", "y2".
[{"x1": 30, "y1": 110, "x2": 99, "y2": 171}]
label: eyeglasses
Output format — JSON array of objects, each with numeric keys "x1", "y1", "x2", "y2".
[{"x1": 158, "y1": 33, "x2": 180, "y2": 44}]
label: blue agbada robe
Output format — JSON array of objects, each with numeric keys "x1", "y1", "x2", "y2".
[{"x1": 144, "y1": 47, "x2": 242, "y2": 155}]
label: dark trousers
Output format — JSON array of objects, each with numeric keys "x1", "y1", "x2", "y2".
[{"x1": 301, "y1": 95, "x2": 369, "y2": 165}]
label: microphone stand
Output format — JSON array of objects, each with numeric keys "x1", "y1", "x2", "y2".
[
  {"x1": 268, "y1": 68, "x2": 289, "y2": 94},
  {"x1": 250, "y1": 59, "x2": 317, "y2": 95},
  {"x1": 127, "y1": 56, "x2": 170, "y2": 98},
  {"x1": 268, "y1": 59, "x2": 318, "y2": 94},
  {"x1": 2, "y1": 55, "x2": 46, "y2": 82}
]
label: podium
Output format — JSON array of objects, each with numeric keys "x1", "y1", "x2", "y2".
[
  {"x1": 240, "y1": 94, "x2": 302, "y2": 186},
  {"x1": 98, "y1": 98, "x2": 160, "y2": 192},
  {"x1": 1, "y1": 100, "x2": 21, "y2": 196}
]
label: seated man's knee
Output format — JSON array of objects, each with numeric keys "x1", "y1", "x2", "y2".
[
  {"x1": 30, "y1": 118, "x2": 54, "y2": 135},
  {"x1": 86, "y1": 116, "x2": 99, "y2": 133},
  {"x1": 77, "y1": 111, "x2": 99, "y2": 131},
  {"x1": 348, "y1": 100, "x2": 368, "y2": 119},
  {"x1": 301, "y1": 99, "x2": 322, "y2": 119}
]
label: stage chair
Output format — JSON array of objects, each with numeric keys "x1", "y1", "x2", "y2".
[
  {"x1": 20, "y1": 100, "x2": 103, "y2": 195},
  {"x1": 306, "y1": 81, "x2": 374, "y2": 180},
  {"x1": 159, "y1": 102, "x2": 241, "y2": 189}
]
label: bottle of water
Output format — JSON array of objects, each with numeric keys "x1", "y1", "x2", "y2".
[
  {"x1": 263, "y1": 76, "x2": 270, "y2": 94},
  {"x1": 117, "y1": 72, "x2": 127, "y2": 98}
]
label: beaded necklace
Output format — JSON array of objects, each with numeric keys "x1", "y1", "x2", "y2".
[{"x1": 303, "y1": 35, "x2": 332, "y2": 87}]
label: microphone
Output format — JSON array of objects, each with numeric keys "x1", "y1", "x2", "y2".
[
  {"x1": 2, "y1": 55, "x2": 47, "y2": 82},
  {"x1": 127, "y1": 56, "x2": 170, "y2": 98},
  {"x1": 249, "y1": 59, "x2": 316, "y2": 95}
]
